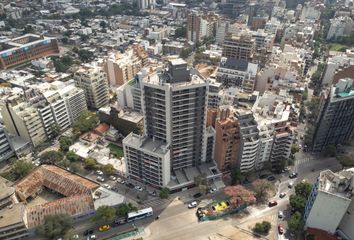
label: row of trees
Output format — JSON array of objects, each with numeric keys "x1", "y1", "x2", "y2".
[
  {"x1": 288, "y1": 182, "x2": 313, "y2": 234},
  {"x1": 0, "y1": 158, "x2": 34, "y2": 182}
]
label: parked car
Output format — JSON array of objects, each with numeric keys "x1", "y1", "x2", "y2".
[
  {"x1": 103, "y1": 184, "x2": 111, "y2": 189},
  {"x1": 278, "y1": 224, "x2": 284, "y2": 234},
  {"x1": 126, "y1": 182, "x2": 135, "y2": 188},
  {"x1": 96, "y1": 170, "x2": 103, "y2": 176},
  {"x1": 83, "y1": 229, "x2": 94, "y2": 236},
  {"x1": 288, "y1": 182, "x2": 294, "y2": 188},
  {"x1": 193, "y1": 193, "x2": 202, "y2": 198},
  {"x1": 99, "y1": 225, "x2": 110, "y2": 232},
  {"x1": 188, "y1": 201, "x2": 198, "y2": 208},
  {"x1": 208, "y1": 188, "x2": 217, "y2": 193},
  {"x1": 87, "y1": 235, "x2": 96, "y2": 240},
  {"x1": 268, "y1": 200, "x2": 278, "y2": 207},
  {"x1": 278, "y1": 211, "x2": 284, "y2": 219},
  {"x1": 135, "y1": 185, "x2": 143, "y2": 192},
  {"x1": 267, "y1": 175, "x2": 276, "y2": 181},
  {"x1": 117, "y1": 177, "x2": 122, "y2": 183},
  {"x1": 96, "y1": 176, "x2": 105, "y2": 182},
  {"x1": 289, "y1": 172, "x2": 298, "y2": 179},
  {"x1": 149, "y1": 190, "x2": 157, "y2": 196},
  {"x1": 279, "y1": 192, "x2": 286, "y2": 198},
  {"x1": 109, "y1": 176, "x2": 117, "y2": 181}
]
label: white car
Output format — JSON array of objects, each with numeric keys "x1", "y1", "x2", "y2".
[
  {"x1": 288, "y1": 182, "x2": 294, "y2": 188},
  {"x1": 96, "y1": 170, "x2": 103, "y2": 176},
  {"x1": 109, "y1": 176, "x2": 117, "y2": 181},
  {"x1": 208, "y1": 188, "x2": 217, "y2": 193},
  {"x1": 135, "y1": 186, "x2": 143, "y2": 192},
  {"x1": 103, "y1": 184, "x2": 111, "y2": 189},
  {"x1": 96, "y1": 176, "x2": 105, "y2": 182},
  {"x1": 278, "y1": 210, "x2": 284, "y2": 219},
  {"x1": 117, "y1": 177, "x2": 122, "y2": 183},
  {"x1": 188, "y1": 201, "x2": 198, "y2": 208}
]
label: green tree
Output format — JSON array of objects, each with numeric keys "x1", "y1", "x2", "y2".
[
  {"x1": 179, "y1": 48, "x2": 191, "y2": 59},
  {"x1": 23, "y1": 25, "x2": 34, "y2": 34},
  {"x1": 289, "y1": 194, "x2": 307, "y2": 214},
  {"x1": 37, "y1": 214, "x2": 73, "y2": 239},
  {"x1": 73, "y1": 111, "x2": 98, "y2": 133},
  {"x1": 175, "y1": 26, "x2": 187, "y2": 38},
  {"x1": 288, "y1": 211, "x2": 302, "y2": 232},
  {"x1": 100, "y1": 20, "x2": 107, "y2": 29},
  {"x1": 295, "y1": 182, "x2": 312, "y2": 198},
  {"x1": 194, "y1": 173, "x2": 208, "y2": 195},
  {"x1": 59, "y1": 136, "x2": 73, "y2": 152},
  {"x1": 11, "y1": 160, "x2": 34, "y2": 179},
  {"x1": 159, "y1": 188, "x2": 169, "y2": 199},
  {"x1": 102, "y1": 164, "x2": 115, "y2": 176},
  {"x1": 116, "y1": 203, "x2": 137, "y2": 217},
  {"x1": 78, "y1": 49, "x2": 94, "y2": 63},
  {"x1": 66, "y1": 151, "x2": 80, "y2": 162},
  {"x1": 49, "y1": 123, "x2": 61, "y2": 138},
  {"x1": 336, "y1": 155, "x2": 354, "y2": 167},
  {"x1": 230, "y1": 167, "x2": 242, "y2": 185},
  {"x1": 40, "y1": 151, "x2": 64, "y2": 164},
  {"x1": 291, "y1": 144, "x2": 300, "y2": 155},
  {"x1": 254, "y1": 221, "x2": 271, "y2": 234},
  {"x1": 84, "y1": 157, "x2": 98, "y2": 170},
  {"x1": 92, "y1": 206, "x2": 116, "y2": 223},
  {"x1": 252, "y1": 179, "x2": 275, "y2": 203},
  {"x1": 325, "y1": 144, "x2": 337, "y2": 157}
]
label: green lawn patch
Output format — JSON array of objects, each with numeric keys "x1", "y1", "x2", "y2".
[
  {"x1": 328, "y1": 43, "x2": 352, "y2": 52},
  {"x1": 108, "y1": 143, "x2": 124, "y2": 158}
]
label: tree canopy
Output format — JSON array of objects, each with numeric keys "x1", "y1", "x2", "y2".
[
  {"x1": 102, "y1": 164, "x2": 115, "y2": 176},
  {"x1": 40, "y1": 151, "x2": 64, "y2": 164},
  {"x1": 288, "y1": 211, "x2": 302, "y2": 233},
  {"x1": 230, "y1": 167, "x2": 242, "y2": 185},
  {"x1": 11, "y1": 159, "x2": 34, "y2": 179},
  {"x1": 254, "y1": 221, "x2": 271, "y2": 235},
  {"x1": 73, "y1": 111, "x2": 98, "y2": 133},
  {"x1": 295, "y1": 182, "x2": 312, "y2": 198},
  {"x1": 84, "y1": 157, "x2": 98, "y2": 170},
  {"x1": 66, "y1": 151, "x2": 80, "y2": 162},
  {"x1": 37, "y1": 214, "x2": 73, "y2": 239},
  {"x1": 59, "y1": 136, "x2": 73, "y2": 152},
  {"x1": 159, "y1": 188, "x2": 169, "y2": 199},
  {"x1": 224, "y1": 185, "x2": 256, "y2": 206},
  {"x1": 252, "y1": 179, "x2": 275, "y2": 203},
  {"x1": 92, "y1": 206, "x2": 116, "y2": 223}
]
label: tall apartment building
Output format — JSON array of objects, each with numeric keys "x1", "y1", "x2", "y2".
[
  {"x1": 216, "y1": 58, "x2": 258, "y2": 92},
  {"x1": 235, "y1": 110, "x2": 260, "y2": 172},
  {"x1": 137, "y1": 0, "x2": 156, "y2": 10},
  {"x1": 0, "y1": 126, "x2": 14, "y2": 162},
  {"x1": 313, "y1": 79, "x2": 354, "y2": 152},
  {"x1": 304, "y1": 169, "x2": 354, "y2": 239},
  {"x1": 327, "y1": 16, "x2": 353, "y2": 41},
  {"x1": 0, "y1": 34, "x2": 59, "y2": 70},
  {"x1": 105, "y1": 46, "x2": 147, "y2": 87},
  {"x1": 221, "y1": 0, "x2": 248, "y2": 17},
  {"x1": 123, "y1": 59, "x2": 219, "y2": 190},
  {"x1": 74, "y1": 63, "x2": 109, "y2": 109},
  {"x1": 214, "y1": 108, "x2": 240, "y2": 172},
  {"x1": 1, "y1": 96, "x2": 47, "y2": 147},
  {"x1": 187, "y1": 11, "x2": 217, "y2": 43},
  {"x1": 222, "y1": 32, "x2": 255, "y2": 61}
]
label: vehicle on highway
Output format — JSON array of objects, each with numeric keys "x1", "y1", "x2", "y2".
[
  {"x1": 103, "y1": 184, "x2": 111, "y2": 189},
  {"x1": 109, "y1": 176, "x2": 117, "y2": 181},
  {"x1": 127, "y1": 207, "x2": 153, "y2": 222},
  {"x1": 135, "y1": 185, "x2": 143, "y2": 192},
  {"x1": 83, "y1": 229, "x2": 94, "y2": 236},
  {"x1": 96, "y1": 176, "x2": 105, "y2": 182},
  {"x1": 288, "y1": 182, "x2": 294, "y2": 188},
  {"x1": 193, "y1": 192, "x2": 202, "y2": 198},
  {"x1": 188, "y1": 201, "x2": 198, "y2": 208},
  {"x1": 278, "y1": 224, "x2": 284, "y2": 234},
  {"x1": 279, "y1": 192, "x2": 286, "y2": 198},
  {"x1": 95, "y1": 170, "x2": 103, "y2": 176},
  {"x1": 99, "y1": 225, "x2": 110, "y2": 232},
  {"x1": 267, "y1": 175, "x2": 276, "y2": 181},
  {"x1": 289, "y1": 172, "x2": 298, "y2": 179},
  {"x1": 278, "y1": 211, "x2": 284, "y2": 219},
  {"x1": 268, "y1": 200, "x2": 278, "y2": 207}
]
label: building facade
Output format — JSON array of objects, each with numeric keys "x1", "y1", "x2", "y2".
[
  {"x1": 313, "y1": 79, "x2": 354, "y2": 152},
  {"x1": 0, "y1": 126, "x2": 14, "y2": 162},
  {"x1": 74, "y1": 64, "x2": 109, "y2": 109},
  {"x1": 0, "y1": 34, "x2": 59, "y2": 70},
  {"x1": 222, "y1": 33, "x2": 255, "y2": 62}
]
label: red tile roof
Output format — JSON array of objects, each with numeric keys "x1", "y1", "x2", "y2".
[{"x1": 307, "y1": 227, "x2": 338, "y2": 240}]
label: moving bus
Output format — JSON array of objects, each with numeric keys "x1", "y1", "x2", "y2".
[{"x1": 127, "y1": 207, "x2": 153, "y2": 222}]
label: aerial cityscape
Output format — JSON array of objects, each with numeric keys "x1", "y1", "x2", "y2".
[{"x1": 0, "y1": 0, "x2": 353, "y2": 240}]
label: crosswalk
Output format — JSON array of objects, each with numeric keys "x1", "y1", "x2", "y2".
[
  {"x1": 293, "y1": 157, "x2": 312, "y2": 172},
  {"x1": 142, "y1": 198, "x2": 169, "y2": 208}
]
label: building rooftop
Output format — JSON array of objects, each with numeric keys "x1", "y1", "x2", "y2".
[
  {"x1": 0, "y1": 203, "x2": 25, "y2": 229},
  {"x1": 319, "y1": 169, "x2": 354, "y2": 199},
  {"x1": 124, "y1": 133, "x2": 169, "y2": 156}
]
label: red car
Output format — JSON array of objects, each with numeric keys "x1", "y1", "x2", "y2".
[
  {"x1": 268, "y1": 200, "x2": 278, "y2": 207},
  {"x1": 278, "y1": 224, "x2": 284, "y2": 234}
]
